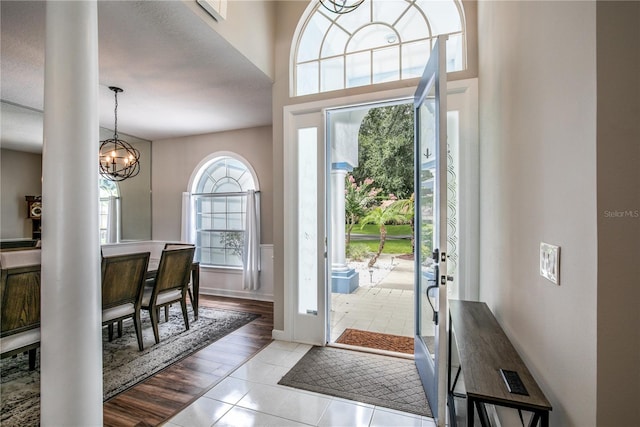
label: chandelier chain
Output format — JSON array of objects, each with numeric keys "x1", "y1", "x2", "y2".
[{"x1": 113, "y1": 90, "x2": 119, "y2": 139}]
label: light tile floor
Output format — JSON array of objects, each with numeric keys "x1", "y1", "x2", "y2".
[{"x1": 164, "y1": 340, "x2": 436, "y2": 427}]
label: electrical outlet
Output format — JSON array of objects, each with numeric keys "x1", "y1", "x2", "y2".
[{"x1": 540, "y1": 243, "x2": 560, "y2": 285}]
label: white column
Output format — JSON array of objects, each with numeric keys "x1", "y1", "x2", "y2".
[
  {"x1": 331, "y1": 165, "x2": 349, "y2": 271},
  {"x1": 41, "y1": 2, "x2": 102, "y2": 425}
]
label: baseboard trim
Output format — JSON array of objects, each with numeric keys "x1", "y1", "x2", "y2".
[
  {"x1": 200, "y1": 288, "x2": 273, "y2": 302},
  {"x1": 272, "y1": 329, "x2": 290, "y2": 341}
]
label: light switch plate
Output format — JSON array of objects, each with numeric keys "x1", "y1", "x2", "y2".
[{"x1": 540, "y1": 242, "x2": 560, "y2": 285}]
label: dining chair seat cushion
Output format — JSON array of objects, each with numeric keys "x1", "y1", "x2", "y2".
[
  {"x1": 0, "y1": 329, "x2": 40, "y2": 354},
  {"x1": 142, "y1": 288, "x2": 182, "y2": 307},
  {"x1": 102, "y1": 303, "x2": 135, "y2": 323}
]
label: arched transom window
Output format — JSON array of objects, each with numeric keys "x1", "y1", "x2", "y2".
[
  {"x1": 293, "y1": 0, "x2": 466, "y2": 96},
  {"x1": 192, "y1": 156, "x2": 257, "y2": 267}
]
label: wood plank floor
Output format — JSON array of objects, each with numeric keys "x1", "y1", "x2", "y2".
[{"x1": 103, "y1": 296, "x2": 274, "y2": 427}]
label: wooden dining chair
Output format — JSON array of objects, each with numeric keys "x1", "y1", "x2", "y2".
[
  {"x1": 163, "y1": 243, "x2": 196, "y2": 313},
  {"x1": 141, "y1": 246, "x2": 195, "y2": 345},
  {"x1": 101, "y1": 252, "x2": 150, "y2": 351},
  {"x1": 0, "y1": 264, "x2": 41, "y2": 370}
]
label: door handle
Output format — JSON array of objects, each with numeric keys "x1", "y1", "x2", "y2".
[{"x1": 425, "y1": 284, "x2": 439, "y2": 325}]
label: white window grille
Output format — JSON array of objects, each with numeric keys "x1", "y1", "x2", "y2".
[
  {"x1": 192, "y1": 156, "x2": 257, "y2": 267},
  {"x1": 293, "y1": 0, "x2": 466, "y2": 96}
]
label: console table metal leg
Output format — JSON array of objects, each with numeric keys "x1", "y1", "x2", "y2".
[
  {"x1": 475, "y1": 401, "x2": 491, "y2": 427},
  {"x1": 447, "y1": 391, "x2": 458, "y2": 427},
  {"x1": 540, "y1": 412, "x2": 549, "y2": 427},
  {"x1": 467, "y1": 398, "x2": 475, "y2": 427},
  {"x1": 448, "y1": 314, "x2": 457, "y2": 427}
]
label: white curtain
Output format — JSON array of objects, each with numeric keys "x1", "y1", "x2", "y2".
[
  {"x1": 180, "y1": 192, "x2": 196, "y2": 244},
  {"x1": 105, "y1": 196, "x2": 121, "y2": 243},
  {"x1": 242, "y1": 190, "x2": 260, "y2": 290}
]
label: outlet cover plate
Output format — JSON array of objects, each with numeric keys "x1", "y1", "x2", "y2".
[{"x1": 540, "y1": 242, "x2": 560, "y2": 285}]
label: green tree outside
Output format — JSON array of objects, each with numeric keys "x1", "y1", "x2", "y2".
[
  {"x1": 359, "y1": 201, "x2": 408, "y2": 268},
  {"x1": 353, "y1": 103, "x2": 414, "y2": 199},
  {"x1": 344, "y1": 174, "x2": 380, "y2": 246}
]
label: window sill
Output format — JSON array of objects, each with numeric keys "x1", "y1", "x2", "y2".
[{"x1": 200, "y1": 264, "x2": 243, "y2": 273}]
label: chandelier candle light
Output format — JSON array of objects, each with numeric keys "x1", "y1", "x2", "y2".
[{"x1": 99, "y1": 86, "x2": 140, "y2": 181}]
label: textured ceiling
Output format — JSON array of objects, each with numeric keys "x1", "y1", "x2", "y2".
[{"x1": 0, "y1": 1, "x2": 273, "y2": 152}]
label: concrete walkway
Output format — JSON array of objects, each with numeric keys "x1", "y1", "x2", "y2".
[{"x1": 330, "y1": 254, "x2": 415, "y2": 342}]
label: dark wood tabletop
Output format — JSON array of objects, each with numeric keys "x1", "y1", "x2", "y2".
[{"x1": 449, "y1": 300, "x2": 551, "y2": 422}]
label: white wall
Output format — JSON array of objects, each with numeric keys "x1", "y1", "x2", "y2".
[
  {"x1": 102, "y1": 241, "x2": 274, "y2": 301},
  {"x1": 151, "y1": 125, "x2": 273, "y2": 300},
  {"x1": 0, "y1": 149, "x2": 42, "y2": 239},
  {"x1": 478, "y1": 1, "x2": 597, "y2": 425},
  {"x1": 199, "y1": 244, "x2": 273, "y2": 301},
  {"x1": 184, "y1": 0, "x2": 276, "y2": 80}
]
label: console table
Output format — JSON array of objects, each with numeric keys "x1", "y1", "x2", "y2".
[{"x1": 448, "y1": 300, "x2": 552, "y2": 427}]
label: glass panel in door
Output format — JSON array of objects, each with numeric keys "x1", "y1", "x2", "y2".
[{"x1": 414, "y1": 35, "x2": 448, "y2": 427}]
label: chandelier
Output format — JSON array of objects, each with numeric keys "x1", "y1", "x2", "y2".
[
  {"x1": 319, "y1": 0, "x2": 365, "y2": 14},
  {"x1": 99, "y1": 86, "x2": 140, "y2": 182}
]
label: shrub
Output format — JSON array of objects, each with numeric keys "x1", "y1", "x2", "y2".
[{"x1": 346, "y1": 243, "x2": 371, "y2": 261}]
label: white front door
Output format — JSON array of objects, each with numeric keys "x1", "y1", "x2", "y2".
[{"x1": 414, "y1": 35, "x2": 449, "y2": 426}]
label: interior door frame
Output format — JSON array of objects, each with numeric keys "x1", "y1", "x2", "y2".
[
  {"x1": 279, "y1": 79, "x2": 478, "y2": 345},
  {"x1": 279, "y1": 88, "x2": 416, "y2": 344}
]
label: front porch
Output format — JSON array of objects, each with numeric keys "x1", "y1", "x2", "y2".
[{"x1": 330, "y1": 254, "x2": 415, "y2": 343}]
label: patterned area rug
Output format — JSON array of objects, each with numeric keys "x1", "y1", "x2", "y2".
[
  {"x1": 278, "y1": 346, "x2": 432, "y2": 417},
  {"x1": 336, "y1": 328, "x2": 415, "y2": 354},
  {"x1": 0, "y1": 307, "x2": 258, "y2": 427}
]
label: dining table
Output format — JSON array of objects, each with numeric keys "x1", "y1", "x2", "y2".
[{"x1": 145, "y1": 258, "x2": 201, "y2": 320}]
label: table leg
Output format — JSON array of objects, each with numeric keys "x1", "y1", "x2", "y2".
[
  {"x1": 192, "y1": 263, "x2": 200, "y2": 320},
  {"x1": 540, "y1": 412, "x2": 549, "y2": 427},
  {"x1": 467, "y1": 397, "x2": 475, "y2": 427},
  {"x1": 475, "y1": 401, "x2": 491, "y2": 427}
]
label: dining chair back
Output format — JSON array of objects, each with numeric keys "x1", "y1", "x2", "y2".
[
  {"x1": 0, "y1": 264, "x2": 41, "y2": 369},
  {"x1": 101, "y1": 252, "x2": 150, "y2": 351},
  {"x1": 163, "y1": 243, "x2": 196, "y2": 312},
  {"x1": 142, "y1": 246, "x2": 195, "y2": 344}
]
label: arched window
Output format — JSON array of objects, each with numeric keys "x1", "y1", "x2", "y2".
[
  {"x1": 293, "y1": 0, "x2": 466, "y2": 96},
  {"x1": 191, "y1": 156, "x2": 258, "y2": 267},
  {"x1": 99, "y1": 178, "x2": 120, "y2": 244}
]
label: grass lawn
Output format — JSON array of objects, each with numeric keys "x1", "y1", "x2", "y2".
[
  {"x1": 352, "y1": 239, "x2": 412, "y2": 255},
  {"x1": 350, "y1": 224, "x2": 412, "y2": 236}
]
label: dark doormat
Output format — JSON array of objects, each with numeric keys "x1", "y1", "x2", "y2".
[
  {"x1": 278, "y1": 346, "x2": 432, "y2": 418},
  {"x1": 336, "y1": 328, "x2": 414, "y2": 354}
]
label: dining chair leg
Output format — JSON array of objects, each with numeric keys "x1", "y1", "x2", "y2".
[
  {"x1": 188, "y1": 287, "x2": 195, "y2": 313},
  {"x1": 180, "y1": 298, "x2": 190, "y2": 331},
  {"x1": 28, "y1": 348, "x2": 37, "y2": 371},
  {"x1": 150, "y1": 308, "x2": 161, "y2": 344},
  {"x1": 133, "y1": 311, "x2": 144, "y2": 351},
  {"x1": 108, "y1": 323, "x2": 114, "y2": 341},
  {"x1": 117, "y1": 320, "x2": 123, "y2": 338},
  {"x1": 164, "y1": 305, "x2": 169, "y2": 322}
]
